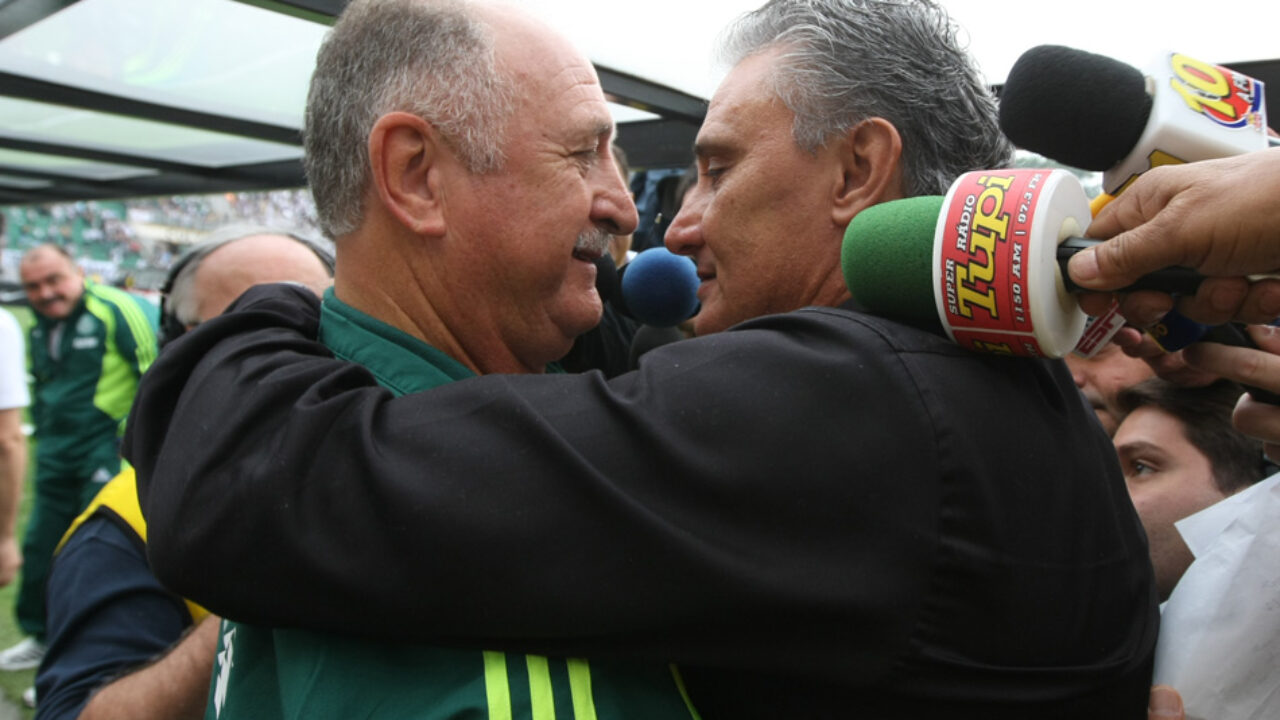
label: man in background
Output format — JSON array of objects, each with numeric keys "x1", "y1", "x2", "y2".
[
  {"x1": 1066, "y1": 343, "x2": 1156, "y2": 436},
  {"x1": 2, "y1": 246, "x2": 157, "y2": 672},
  {"x1": 1112, "y1": 378, "x2": 1266, "y2": 600},
  {"x1": 0, "y1": 306, "x2": 29, "y2": 590},
  {"x1": 32, "y1": 226, "x2": 334, "y2": 720}
]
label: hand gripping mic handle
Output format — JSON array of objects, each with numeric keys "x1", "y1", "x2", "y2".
[
  {"x1": 1056, "y1": 237, "x2": 1205, "y2": 295},
  {"x1": 1056, "y1": 238, "x2": 1280, "y2": 405}
]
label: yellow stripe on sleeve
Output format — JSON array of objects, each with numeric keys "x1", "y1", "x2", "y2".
[
  {"x1": 483, "y1": 651, "x2": 513, "y2": 720},
  {"x1": 567, "y1": 658, "x2": 597, "y2": 720}
]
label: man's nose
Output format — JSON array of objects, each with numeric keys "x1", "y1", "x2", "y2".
[
  {"x1": 664, "y1": 194, "x2": 703, "y2": 257},
  {"x1": 593, "y1": 162, "x2": 638, "y2": 236}
]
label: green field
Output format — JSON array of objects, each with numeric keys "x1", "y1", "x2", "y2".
[{"x1": 1, "y1": 304, "x2": 35, "y2": 718}]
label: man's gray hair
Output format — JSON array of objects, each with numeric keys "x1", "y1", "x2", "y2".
[
  {"x1": 166, "y1": 224, "x2": 332, "y2": 328},
  {"x1": 303, "y1": 0, "x2": 515, "y2": 238},
  {"x1": 720, "y1": 0, "x2": 1013, "y2": 197}
]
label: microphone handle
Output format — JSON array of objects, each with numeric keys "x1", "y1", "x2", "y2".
[{"x1": 1056, "y1": 237, "x2": 1204, "y2": 295}]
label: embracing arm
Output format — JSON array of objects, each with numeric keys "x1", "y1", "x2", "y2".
[
  {"x1": 126, "y1": 284, "x2": 1145, "y2": 691},
  {"x1": 125, "y1": 285, "x2": 941, "y2": 678}
]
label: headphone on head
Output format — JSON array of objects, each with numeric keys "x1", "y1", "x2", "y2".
[{"x1": 158, "y1": 228, "x2": 335, "y2": 347}]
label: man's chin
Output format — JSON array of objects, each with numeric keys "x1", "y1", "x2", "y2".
[
  {"x1": 37, "y1": 303, "x2": 71, "y2": 319},
  {"x1": 690, "y1": 301, "x2": 733, "y2": 336},
  {"x1": 558, "y1": 293, "x2": 604, "y2": 338}
]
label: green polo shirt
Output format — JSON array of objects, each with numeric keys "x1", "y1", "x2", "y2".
[{"x1": 207, "y1": 291, "x2": 700, "y2": 720}]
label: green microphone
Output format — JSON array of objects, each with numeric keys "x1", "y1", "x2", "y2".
[
  {"x1": 841, "y1": 169, "x2": 1094, "y2": 359},
  {"x1": 842, "y1": 195, "x2": 944, "y2": 332}
]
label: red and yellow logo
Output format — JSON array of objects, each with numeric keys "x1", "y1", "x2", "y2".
[
  {"x1": 1168, "y1": 53, "x2": 1265, "y2": 130},
  {"x1": 939, "y1": 170, "x2": 1047, "y2": 357}
]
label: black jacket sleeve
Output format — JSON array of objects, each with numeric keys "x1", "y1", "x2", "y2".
[{"x1": 124, "y1": 283, "x2": 1156, "y2": 698}]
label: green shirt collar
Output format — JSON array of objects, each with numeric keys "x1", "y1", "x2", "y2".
[{"x1": 318, "y1": 288, "x2": 475, "y2": 397}]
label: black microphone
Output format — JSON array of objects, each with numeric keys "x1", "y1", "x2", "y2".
[
  {"x1": 1000, "y1": 44, "x2": 1273, "y2": 354},
  {"x1": 1000, "y1": 44, "x2": 1271, "y2": 197}
]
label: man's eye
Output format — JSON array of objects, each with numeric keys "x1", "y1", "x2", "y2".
[{"x1": 702, "y1": 165, "x2": 728, "y2": 185}]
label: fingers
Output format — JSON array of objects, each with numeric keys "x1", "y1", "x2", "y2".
[
  {"x1": 1067, "y1": 232, "x2": 1153, "y2": 291},
  {"x1": 1144, "y1": 349, "x2": 1220, "y2": 388},
  {"x1": 1113, "y1": 332, "x2": 1220, "y2": 386},
  {"x1": 1116, "y1": 330, "x2": 1162, "y2": 356},
  {"x1": 1115, "y1": 291, "x2": 1175, "y2": 328},
  {"x1": 1076, "y1": 292, "x2": 1120, "y2": 319},
  {"x1": 1173, "y1": 277, "x2": 1250, "y2": 326},
  {"x1": 1073, "y1": 171, "x2": 1186, "y2": 291},
  {"x1": 1148, "y1": 685, "x2": 1184, "y2": 719},
  {"x1": 1184, "y1": 326, "x2": 1280, "y2": 445},
  {"x1": 1079, "y1": 280, "x2": 1280, "y2": 329},
  {"x1": 1237, "y1": 279, "x2": 1280, "y2": 324},
  {"x1": 1233, "y1": 394, "x2": 1280, "y2": 454},
  {"x1": 1110, "y1": 326, "x2": 1147, "y2": 350},
  {"x1": 1183, "y1": 325, "x2": 1280, "y2": 391}
]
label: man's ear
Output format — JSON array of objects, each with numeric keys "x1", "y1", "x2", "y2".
[
  {"x1": 832, "y1": 117, "x2": 905, "y2": 227},
  {"x1": 367, "y1": 112, "x2": 448, "y2": 236}
]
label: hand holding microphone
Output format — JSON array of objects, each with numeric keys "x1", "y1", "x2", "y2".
[
  {"x1": 1070, "y1": 147, "x2": 1280, "y2": 327},
  {"x1": 842, "y1": 167, "x2": 1280, "y2": 404}
]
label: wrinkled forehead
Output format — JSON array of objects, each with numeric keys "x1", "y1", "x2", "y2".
[
  {"x1": 490, "y1": 11, "x2": 613, "y2": 140},
  {"x1": 483, "y1": 3, "x2": 596, "y2": 88},
  {"x1": 697, "y1": 50, "x2": 792, "y2": 150}
]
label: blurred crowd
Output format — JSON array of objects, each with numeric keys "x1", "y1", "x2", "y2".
[{"x1": 1, "y1": 190, "x2": 321, "y2": 292}]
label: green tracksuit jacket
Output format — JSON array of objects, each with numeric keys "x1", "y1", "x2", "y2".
[{"x1": 27, "y1": 280, "x2": 158, "y2": 478}]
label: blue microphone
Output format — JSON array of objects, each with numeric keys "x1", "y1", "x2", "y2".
[{"x1": 620, "y1": 248, "x2": 700, "y2": 327}]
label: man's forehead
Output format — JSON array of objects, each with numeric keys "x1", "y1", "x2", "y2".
[
  {"x1": 696, "y1": 50, "x2": 787, "y2": 152},
  {"x1": 1115, "y1": 408, "x2": 1184, "y2": 446},
  {"x1": 526, "y1": 75, "x2": 614, "y2": 145},
  {"x1": 710, "y1": 49, "x2": 781, "y2": 105},
  {"x1": 21, "y1": 251, "x2": 71, "y2": 275}
]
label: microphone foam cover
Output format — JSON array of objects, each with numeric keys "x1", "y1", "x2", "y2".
[
  {"x1": 842, "y1": 196, "x2": 943, "y2": 327},
  {"x1": 620, "y1": 248, "x2": 700, "y2": 327},
  {"x1": 999, "y1": 45, "x2": 1151, "y2": 170}
]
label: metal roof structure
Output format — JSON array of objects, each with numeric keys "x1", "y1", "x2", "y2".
[
  {"x1": 0, "y1": 0, "x2": 717, "y2": 206},
  {"x1": 0, "y1": 0, "x2": 1277, "y2": 207}
]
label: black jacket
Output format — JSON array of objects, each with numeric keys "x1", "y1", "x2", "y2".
[{"x1": 124, "y1": 283, "x2": 1158, "y2": 719}]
